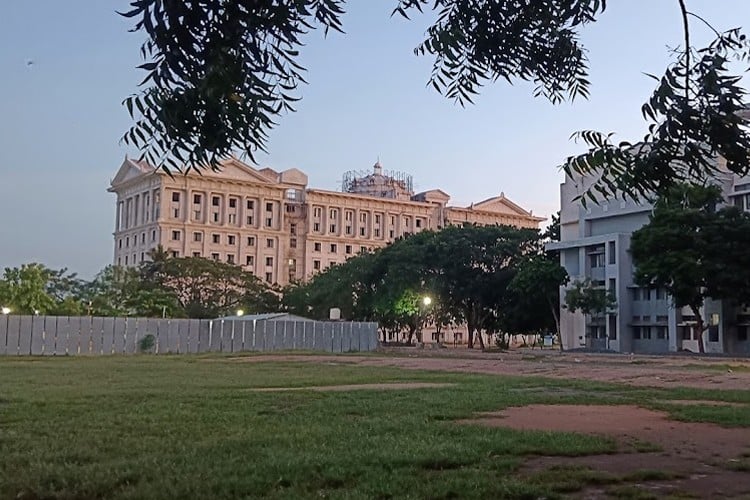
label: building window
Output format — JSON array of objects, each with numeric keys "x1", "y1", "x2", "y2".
[
  {"x1": 415, "y1": 219, "x2": 422, "y2": 228},
  {"x1": 212, "y1": 234, "x2": 220, "y2": 244},
  {"x1": 227, "y1": 254, "x2": 235, "y2": 264},
  {"x1": 152, "y1": 230, "x2": 156, "y2": 242},
  {"x1": 212, "y1": 212, "x2": 219, "y2": 223},
  {"x1": 193, "y1": 232, "x2": 202, "y2": 242},
  {"x1": 345, "y1": 211, "x2": 353, "y2": 222},
  {"x1": 193, "y1": 194, "x2": 201, "y2": 204},
  {"x1": 172, "y1": 192, "x2": 180, "y2": 202},
  {"x1": 330, "y1": 244, "x2": 337, "y2": 253},
  {"x1": 246, "y1": 255, "x2": 254, "y2": 266},
  {"x1": 246, "y1": 215, "x2": 254, "y2": 225},
  {"x1": 266, "y1": 202, "x2": 273, "y2": 212},
  {"x1": 124, "y1": 256, "x2": 128, "y2": 265},
  {"x1": 359, "y1": 227, "x2": 366, "y2": 237},
  {"x1": 314, "y1": 207, "x2": 322, "y2": 217},
  {"x1": 608, "y1": 241, "x2": 616, "y2": 264},
  {"x1": 265, "y1": 272, "x2": 273, "y2": 283},
  {"x1": 171, "y1": 251, "x2": 179, "y2": 258},
  {"x1": 247, "y1": 200, "x2": 254, "y2": 210},
  {"x1": 375, "y1": 214, "x2": 381, "y2": 224},
  {"x1": 229, "y1": 198, "x2": 237, "y2": 208},
  {"x1": 346, "y1": 227, "x2": 353, "y2": 235},
  {"x1": 265, "y1": 257, "x2": 273, "y2": 267},
  {"x1": 360, "y1": 213, "x2": 367, "y2": 223},
  {"x1": 330, "y1": 209, "x2": 337, "y2": 219},
  {"x1": 212, "y1": 196, "x2": 220, "y2": 206},
  {"x1": 374, "y1": 229, "x2": 381, "y2": 237},
  {"x1": 589, "y1": 252, "x2": 605, "y2": 268},
  {"x1": 313, "y1": 222, "x2": 320, "y2": 232},
  {"x1": 247, "y1": 236, "x2": 255, "y2": 246},
  {"x1": 266, "y1": 238, "x2": 274, "y2": 248},
  {"x1": 118, "y1": 239, "x2": 122, "y2": 249},
  {"x1": 389, "y1": 230, "x2": 394, "y2": 239},
  {"x1": 708, "y1": 325, "x2": 719, "y2": 342},
  {"x1": 314, "y1": 242, "x2": 321, "y2": 252},
  {"x1": 193, "y1": 252, "x2": 201, "y2": 257},
  {"x1": 390, "y1": 216, "x2": 395, "y2": 225},
  {"x1": 313, "y1": 260, "x2": 321, "y2": 270},
  {"x1": 172, "y1": 208, "x2": 180, "y2": 218},
  {"x1": 228, "y1": 214, "x2": 237, "y2": 224},
  {"x1": 345, "y1": 245, "x2": 352, "y2": 255},
  {"x1": 211, "y1": 253, "x2": 220, "y2": 261},
  {"x1": 360, "y1": 246, "x2": 366, "y2": 253},
  {"x1": 265, "y1": 217, "x2": 272, "y2": 227},
  {"x1": 656, "y1": 326, "x2": 668, "y2": 339},
  {"x1": 329, "y1": 224, "x2": 337, "y2": 233},
  {"x1": 290, "y1": 224, "x2": 297, "y2": 235},
  {"x1": 141, "y1": 233, "x2": 146, "y2": 244},
  {"x1": 286, "y1": 189, "x2": 297, "y2": 200},
  {"x1": 228, "y1": 235, "x2": 236, "y2": 245},
  {"x1": 290, "y1": 238, "x2": 297, "y2": 248}
]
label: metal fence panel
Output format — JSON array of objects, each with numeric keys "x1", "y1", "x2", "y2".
[
  {"x1": 223, "y1": 320, "x2": 234, "y2": 352},
  {"x1": 0, "y1": 314, "x2": 7, "y2": 355},
  {"x1": 5, "y1": 315, "x2": 20, "y2": 355},
  {"x1": 91, "y1": 317, "x2": 105, "y2": 354},
  {"x1": 340, "y1": 323, "x2": 352, "y2": 352},
  {"x1": 29, "y1": 316, "x2": 45, "y2": 355},
  {"x1": 102, "y1": 317, "x2": 116, "y2": 355},
  {"x1": 205, "y1": 320, "x2": 219, "y2": 352},
  {"x1": 113, "y1": 318, "x2": 127, "y2": 354},
  {"x1": 245, "y1": 320, "x2": 257, "y2": 350},
  {"x1": 55, "y1": 317, "x2": 71, "y2": 355},
  {"x1": 124, "y1": 318, "x2": 138, "y2": 354},
  {"x1": 41, "y1": 316, "x2": 57, "y2": 355},
  {"x1": 154, "y1": 319, "x2": 170, "y2": 354},
  {"x1": 198, "y1": 320, "x2": 212, "y2": 353},
  {"x1": 166, "y1": 320, "x2": 180, "y2": 354},
  {"x1": 186, "y1": 320, "x2": 200, "y2": 354},
  {"x1": 17, "y1": 316, "x2": 33, "y2": 355},
  {"x1": 67, "y1": 316, "x2": 84, "y2": 355}
]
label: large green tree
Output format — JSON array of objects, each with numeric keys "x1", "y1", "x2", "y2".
[
  {"x1": 630, "y1": 184, "x2": 750, "y2": 353},
  {"x1": 121, "y1": 1, "x2": 749, "y2": 201}
]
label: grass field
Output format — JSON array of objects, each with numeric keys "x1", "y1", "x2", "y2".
[{"x1": 1, "y1": 355, "x2": 749, "y2": 499}]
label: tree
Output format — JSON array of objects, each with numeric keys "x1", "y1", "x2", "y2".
[
  {"x1": 0, "y1": 264, "x2": 57, "y2": 315},
  {"x1": 630, "y1": 184, "x2": 750, "y2": 353},
  {"x1": 564, "y1": 278, "x2": 617, "y2": 317},
  {"x1": 149, "y1": 257, "x2": 278, "y2": 318},
  {"x1": 505, "y1": 255, "x2": 569, "y2": 349},
  {"x1": 121, "y1": 1, "x2": 749, "y2": 202}
]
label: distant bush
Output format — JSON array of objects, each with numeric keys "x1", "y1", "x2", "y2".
[{"x1": 138, "y1": 334, "x2": 156, "y2": 353}]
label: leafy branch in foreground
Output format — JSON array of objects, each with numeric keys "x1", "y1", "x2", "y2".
[
  {"x1": 563, "y1": 28, "x2": 750, "y2": 206},
  {"x1": 120, "y1": 1, "x2": 346, "y2": 173}
]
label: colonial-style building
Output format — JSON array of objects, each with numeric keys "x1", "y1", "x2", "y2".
[{"x1": 109, "y1": 157, "x2": 544, "y2": 287}]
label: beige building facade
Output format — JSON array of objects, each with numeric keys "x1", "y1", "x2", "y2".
[{"x1": 109, "y1": 157, "x2": 544, "y2": 287}]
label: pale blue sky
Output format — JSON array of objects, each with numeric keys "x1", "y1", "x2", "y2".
[{"x1": 0, "y1": 1, "x2": 748, "y2": 277}]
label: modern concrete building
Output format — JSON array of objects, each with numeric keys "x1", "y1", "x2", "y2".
[
  {"x1": 550, "y1": 167, "x2": 750, "y2": 354},
  {"x1": 109, "y1": 157, "x2": 544, "y2": 290}
]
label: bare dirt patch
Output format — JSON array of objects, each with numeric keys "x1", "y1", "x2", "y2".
[
  {"x1": 664, "y1": 399, "x2": 747, "y2": 407},
  {"x1": 247, "y1": 382, "x2": 455, "y2": 392},
  {"x1": 230, "y1": 351, "x2": 750, "y2": 391},
  {"x1": 462, "y1": 404, "x2": 750, "y2": 498}
]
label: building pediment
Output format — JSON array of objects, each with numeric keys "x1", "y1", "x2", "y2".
[
  {"x1": 192, "y1": 157, "x2": 280, "y2": 185},
  {"x1": 472, "y1": 193, "x2": 533, "y2": 217},
  {"x1": 110, "y1": 157, "x2": 154, "y2": 188}
]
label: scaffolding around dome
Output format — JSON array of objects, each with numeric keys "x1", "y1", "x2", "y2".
[{"x1": 341, "y1": 162, "x2": 414, "y2": 201}]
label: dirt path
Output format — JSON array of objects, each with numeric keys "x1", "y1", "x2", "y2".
[
  {"x1": 231, "y1": 349, "x2": 750, "y2": 391},
  {"x1": 462, "y1": 404, "x2": 750, "y2": 499}
]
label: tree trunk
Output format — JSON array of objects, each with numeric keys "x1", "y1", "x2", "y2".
[
  {"x1": 548, "y1": 297, "x2": 564, "y2": 352},
  {"x1": 467, "y1": 317, "x2": 475, "y2": 349},
  {"x1": 690, "y1": 305, "x2": 705, "y2": 354},
  {"x1": 477, "y1": 330, "x2": 486, "y2": 350}
]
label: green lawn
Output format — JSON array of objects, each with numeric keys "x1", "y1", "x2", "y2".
[{"x1": 1, "y1": 355, "x2": 748, "y2": 499}]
